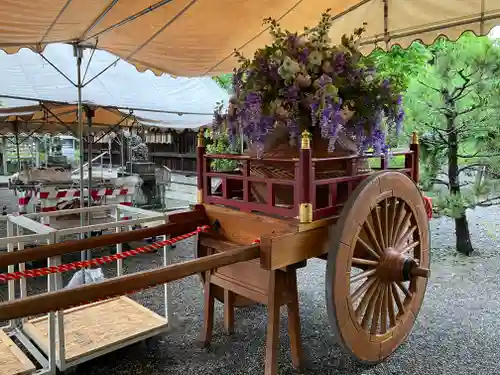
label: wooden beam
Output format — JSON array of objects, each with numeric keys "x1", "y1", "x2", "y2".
[
  {"x1": 0, "y1": 244, "x2": 261, "y2": 321},
  {"x1": 0, "y1": 209, "x2": 206, "y2": 267},
  {"x1": 260, "y1": 226, "x2": 329, "y2": 270}
]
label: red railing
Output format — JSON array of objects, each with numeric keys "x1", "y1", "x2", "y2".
[
  {"x1": 201, "y1": 154, "x2": 299, "y2": 218},
  {"x1": 311, "y1": 150, "x2": 416, "y2": 220},
  {"x1": 196, "y1": 133, "x2": 420, "y2": 222}
]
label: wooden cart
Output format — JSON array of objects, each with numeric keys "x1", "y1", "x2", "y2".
[
  {"x1": 0, "y1": 132, "x2": 430, "y2": 375},
  {"x1": 192, "y1": 131, "x2": 430, "y2": 374}
]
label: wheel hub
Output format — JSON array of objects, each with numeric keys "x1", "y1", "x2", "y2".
[{"x1": 377, "y1": 247, "x2": 427, "y2": 283}]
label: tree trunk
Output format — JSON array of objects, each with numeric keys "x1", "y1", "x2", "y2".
[
  {"x1": 446, "y1": 110, "x2": 474, "y2": 255},
  {"x1": 454, "y1": 215, "x2": 473, "y2": 256}
]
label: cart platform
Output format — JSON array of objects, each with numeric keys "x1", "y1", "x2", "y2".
[{"x1": 0, "y1": 330, "x2": 35, "y2": 375}]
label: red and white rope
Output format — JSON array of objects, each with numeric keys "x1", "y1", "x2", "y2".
[{"x1": 0, "y1": 225, "x2": 210, "y2": 283}]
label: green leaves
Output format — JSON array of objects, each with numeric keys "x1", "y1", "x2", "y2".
[
  {"x1": 204, "y1": 128, "x2": 241, "y2": 172},
  {"x1": 212, "y1": 74, "x2": 233, "y2": 93},
  {"x1": 402, "y1": 33, "x2": 500, "y2": 220}
]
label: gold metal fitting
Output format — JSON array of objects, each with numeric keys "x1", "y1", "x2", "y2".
[
  {"x1": 197, "y1": 188, "x2": 203, "y2": 204},
  {"x1": 197, "y1": 129, "x2": 205, "y2": 147},
  {"x1": 301, "y1": 130, "x2": 311, "y2": 150},
  {"x1": 299, "y1": 203, "x2": 313, "y2": 223},
  {"x1": 411, "y1": 131, "x2": 419, "y2": 145}
]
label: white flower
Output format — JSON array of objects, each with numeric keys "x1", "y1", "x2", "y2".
[
  {"x1": 282, "y1": 56, "x2": 301, "y2": 74},
  {"x1": 308, "y1": 50, "x2": 323, "y2": 66}
]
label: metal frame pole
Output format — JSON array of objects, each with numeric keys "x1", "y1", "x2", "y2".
[
  {"x1": 75, "y1": 45, "x2": 85, "y2": 229},
  {"x1": 74, "y1": 45, "x2": 87, "y2": 285},
  {"x1": 120, "y1": 129, "x2": 125, "y2": 177},
  {"x1": 86, "y1": 107, "x2": 93, "y2": 220}
]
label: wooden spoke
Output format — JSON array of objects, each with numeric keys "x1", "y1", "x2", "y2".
[
  {"x1": 387, "y1": 284, "x2": 397, "y2": 327},
  {"x1": 382, "y1": 199, "x2": 389, "y2": 247},
  {"x1": 357, "y1": 237, "x2": 381, "y2": 260},
  {"x1": 391, "y1": 200, "x2": 407, "y2": 246},
  {"x1": 400, "y1": 240, "x2": 419, "y2": 255},
  {"x1": 361, "y1": 284, "x2": 381, "y2": 329},
  {"x1": 355, "y1": 280, "x2": 380, "y2": 320},
  {"x1": 371, "y1": 206, "x2": 386, "y2": 250},
  {"x1": 381, "y1": 284, "x2": 389, "y2": 334},
  {"x1": 387, "y1": 197, "x2": 398, "y2": 246},
  {"x1": 371, "y1": 285, "x2": 385, "y2": 335},
  {"x1": 391, "y1": 283, "x2": 405, "y2": 316},
  {"x1": 352, "y1": 258, "x2": 379, "y2": 267},
  {"x1": 395, "y1": 225, "x2": 417, "y2": 249},
  {"x1": 393, "y1": 212, "x2": 412, "y2": 247},
  {"x1": 396, "y1": 281, "x2": 412, "y2": 299},
  {"x1": 350, "y1": 276, "x2": 376, "y2": 303},
  {"x1": 363, "y1": 220, "x2": 384, "y2": 255},
  {"x1": 351, "y1": 269, "x2": 377, "y2": 284}
]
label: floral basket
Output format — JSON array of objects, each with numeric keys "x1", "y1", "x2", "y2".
[{"x1": 211, "y1": 9, "x2": 404, "y2": 206}]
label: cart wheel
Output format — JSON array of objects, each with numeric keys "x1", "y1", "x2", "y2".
[
  {"x1": 197, "y1": 243, "x2": 256, "y2": 307},
  {"x1": 326, "y1": 171, "x2": 430, "y2": 364}
]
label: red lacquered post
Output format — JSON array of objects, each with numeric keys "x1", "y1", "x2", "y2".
[
  {"x1": 299, "y1": 130, "x2": 312, "y2": 223},
  {"x1": 410, "y1": 132, "x2": 420, "y2": 183},
  {"x1": 405, "y1": 132, "x2": 420, "y2": 183},
  {"x1": 196, "y1": 129, "x2": 206, "y2": 204}
]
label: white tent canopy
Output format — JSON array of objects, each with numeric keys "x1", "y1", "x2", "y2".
[{"x1": 0, "y1": 44, "x2": 228, "y2": 129}]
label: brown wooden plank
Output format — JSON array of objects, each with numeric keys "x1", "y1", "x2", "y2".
[
  {"x1": 0, "y1": 243, "x2": 260, "y2": 322},
  {"x1": 202, "y1": 204, "x2": 297, "y2": 245},
  {"x1": 260, "y1": 226, "x2": 329, "y2": 270},
  {"x1": 0, "y1": 209, "x2": 206, "y2": 267}
]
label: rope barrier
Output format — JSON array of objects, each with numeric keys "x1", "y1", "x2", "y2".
[
  {"x1": 0, "y1": 225, "x2": 210, "y2": 283},
  {"x1": 0, "y1": 229, "x2": 262, "y2": 317}
]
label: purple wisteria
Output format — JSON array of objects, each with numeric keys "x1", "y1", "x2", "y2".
[{"x1": 212, "y1": 10, "x2": 405, "y2": 155}]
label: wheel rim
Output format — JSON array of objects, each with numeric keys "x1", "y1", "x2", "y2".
[{"x1": 326, "y1": 171, "x2": 430, "y2": 363}]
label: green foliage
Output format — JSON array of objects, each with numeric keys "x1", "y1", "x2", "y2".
[
  {"x1": 204, "y1": 128, "x2": 241, "y2": 172},
  {"x1": 212, "y1": 74, "x2": 233, "y2": 93},
  {"x1": 401, "y1": 33, "x2": 500, "y2": 243},
  {"x1": 369, "y1": 43, "x2": 431, "y2": 92}
]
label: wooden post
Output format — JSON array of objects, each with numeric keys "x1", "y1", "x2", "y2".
[
  {"x1": 224, "y1": 289, "x2": 235, "y2": 334},
  {"x1": 407, "y1": 132, "x2": 420, "y2": 183},
  {"x1": 285, "y1": 267, "x2": 303, "y2": 371},
  {"x1": 264, "y1": 270, "x2": 280, "y2": 375},
  {"x1": 298, "y1": 130, "x2": 312, "y2": 223},
  {"x1": 196, "y1": 129, "x2": 205, "y2": 203},
  {"x1": 201, "y1": 265, "x2": 215, "y2": 347}
]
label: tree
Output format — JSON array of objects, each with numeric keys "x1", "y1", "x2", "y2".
[
  {"x1": 369, "y1": 43, "x2": 431, "y2": 92},
  {"x1": 404, "y1": 33, "x2": 500, "y2": 255},
  {"x1": 212, "y1": 73, "x2": 233, "y2": 93}
]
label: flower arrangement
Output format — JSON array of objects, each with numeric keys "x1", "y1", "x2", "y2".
[{"x1": 212, "y1": 9, "x2": 404, "y2": 155}]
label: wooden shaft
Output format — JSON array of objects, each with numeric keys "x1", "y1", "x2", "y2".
[
  {"x1": 0, "y1": 244, "x2": 261, "y2": 322},
  {"x1": 410, "y1": 266, "x2": 430, "y2": 279},
  {"x1": 0, "y1": 209, "x2": 205, "y2": 267}
]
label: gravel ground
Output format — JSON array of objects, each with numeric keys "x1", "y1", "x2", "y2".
[{"x1": 0, "y1": 187, "x2": 500, "y2": 375}]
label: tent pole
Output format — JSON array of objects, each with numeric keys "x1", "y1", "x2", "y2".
[
  {"x1": 120, "y1": 129, "x2": 125, "y2": 177},
  {"x1": 108, "y1": 138, "x2": 112, "y2": 172},
  {"x1": 2, "y1": 137, "x2": 7, "y2": 176},
  {"x1": 86, "y1": 106, "x2": 93, "y2": 223},
  {"x1": 75, "y1": 45, "x2": 87, "y2": 284},
  {"x1": 35, "y1": 137, "x2": 40, "y2": 168},
  {"x1": 86, "y1": 106, "x2": 93, "y2": 263},
  {"x1": 14, "y1": 122, "x2": 21, "y2": 172}
]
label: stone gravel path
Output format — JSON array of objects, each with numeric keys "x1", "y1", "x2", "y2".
[{"x1": 0, "y1": 187, "x2": 499, "y2": 375}]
